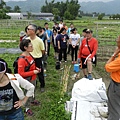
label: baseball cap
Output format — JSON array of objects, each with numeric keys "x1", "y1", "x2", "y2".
[{"x1": 86, "y1": 29, "x2": 93, "y2": 33}]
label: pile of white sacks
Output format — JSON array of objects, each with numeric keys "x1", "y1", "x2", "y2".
[{"x1": 65, "y1": 78, "x2": 108, "y2": 120}]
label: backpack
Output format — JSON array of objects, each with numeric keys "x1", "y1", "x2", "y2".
[{"x1": 13, "y1": 55, "x2": 35, "y2": 81}]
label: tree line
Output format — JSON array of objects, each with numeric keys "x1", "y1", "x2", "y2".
[
  {"x1": 41, "y1": 0, "x2": 80, "y2": 20},
  {"x1": 0, "y1": 0, "x2": 21, "y2": 19}
]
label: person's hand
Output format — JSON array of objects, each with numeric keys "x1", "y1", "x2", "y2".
[
  {"x1": 34, "y1": 69, "x2": 41, "y2": 74},
  {"x1": 14, "y1": 100, "x2": 25, "y2": 109},
  {"x1": 113, "y1": 47, "x2": 120, "y2": 56},
  {"x1": 72, "y1": 45, "x2": 75, "y2": 48},
  {"x1": 58, "y1": 46, "x2": 60, "y2": 49}
]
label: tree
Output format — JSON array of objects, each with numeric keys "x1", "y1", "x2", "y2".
[
  {"x1": 41, "y1": 0, "x2": 80, "y2": 20},
  {"x1": 64, "y1": 11, "x2": 72, "y2": 20},
  {"x1": 0, "y1": 0, "x2": 11, "y2": 19},
  {"x1": 13, "y1": 5, "x2": 21, "y2": 13}
]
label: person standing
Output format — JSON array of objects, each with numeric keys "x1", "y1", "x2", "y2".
[
  {"x1": 52, "y1": 28, "x2": 59, "y2": 59},
  {"x1": 67, "y1": 23, "x2": 74, "y2": 54},
  {"x1": 44, "y1": 22, "x2": 53, "y2": 56},
  {"x1": 58, "y1": 28, "x2": 69, "y2": 63},
  {"x1": 18, "y1": 39, "x2": 40, "y2": 116},
  {"x1": 69, "y1": 28, "x2": 80, "y2": 64},
  {"x1": 0, "y1": 58, "x2": 34, "y2": 120},
  {"x1": 105, "y1": 36, "x2": 120, "y2": 120},
  {"x1": 78, "y1": 29, "x2": 98, "y2": 80},
  {"x1": 27, "y1": 24, "x2": 45, "y2": 92}
]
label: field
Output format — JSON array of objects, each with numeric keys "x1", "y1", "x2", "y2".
[{"x1": 0, "y1": 17, "x2": 120, "y2": 120}]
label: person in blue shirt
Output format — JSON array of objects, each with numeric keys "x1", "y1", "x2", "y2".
[
  {"x1": 44, "y1": 22, "x2": 53, "y2": 56},
  {"x1": 57, "y1": 28, "x2": 69, "y2": 63}
]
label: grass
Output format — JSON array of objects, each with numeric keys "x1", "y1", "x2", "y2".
[{"x1": 0, "y1": 17, "x2": 119, "y2": 119}]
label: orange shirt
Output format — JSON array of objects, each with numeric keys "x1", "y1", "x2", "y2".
[
  {"x1": 105, "y1": 54, "x2": 120, "y2": 83},
  {"x1": 18, "y1": 55, "x2": 36, "y2": 81},
  {"x1": 78, "y1": 37, "x2": 98, "y2": 59}
]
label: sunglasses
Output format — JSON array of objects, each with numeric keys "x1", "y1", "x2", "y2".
[{"x1": 0, "y1": 61, "x2": 6, "y2": 73}]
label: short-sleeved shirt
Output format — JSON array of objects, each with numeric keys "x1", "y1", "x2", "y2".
[
  {"x1": 45, "y1": 29, "x2": 52, "y2": 43},
  {"x1": 0, "y1": 82, "x2": 19, "y2": 115},
  {"x1": 57, "y1": 34, "x2": 69, "y2": 49},
  {"x1": 70, "y1": 33, "x2": 80, "y2": 46},
  {"x1": 27, "y1": 36, "x2": 45, "y2": 58}
]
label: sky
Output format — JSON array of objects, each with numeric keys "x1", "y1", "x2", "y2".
[{"x1": 4, "y1": 0, "x2": 113, "y2": 2}]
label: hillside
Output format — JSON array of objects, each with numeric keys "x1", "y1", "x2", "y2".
[{"x1": 6, "y1": 0, "x2": 120, "y2": 14}]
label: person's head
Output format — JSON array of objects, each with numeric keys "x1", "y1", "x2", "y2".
[
  {"x1": 53, "y1": 29, "x2": 57, "y2": 35},
  {"x1": 0, "y1": 58, "x2": 12, "y2": 74},
  {"x1": 70, "y1": 23, "x2": 74, "y2": 28},
  {"x1": 36, "y1": 26, "x2": 42, "y2": 34},
  {"x1": 116, "y1": 36, "x2": 120, "y2": 48},
  {"x1": 86, "y1": 29, "x2": 93, "y2": 39},
  {"x1": 27, "y1": 24, "x2": 37, "y2": 36},
  {"x1": 60, "y1": 27, "x2": 66, "y2": 34},
  {"x1": 19, "y1": 39, "x2": 33, "y2": 52},
  {"x1": 44, "y1": 22, "x2": 49, "y2": 29},
  {"x1": 71, "y1": 28, "x2": 77, "y2": 34}
]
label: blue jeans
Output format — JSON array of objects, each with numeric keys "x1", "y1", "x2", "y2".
[{"x1": 0, "y1": 108, "x2": 24, "y2": 120}]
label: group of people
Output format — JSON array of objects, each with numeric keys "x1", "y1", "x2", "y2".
[{"x1": 1, "y1": 20, "x2": 120, "y2": 120}]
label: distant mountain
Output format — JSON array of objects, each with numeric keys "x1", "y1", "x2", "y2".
[
  {"x1": 80, "y1": 0, "x2": 120, "y2": 14},
  {"x1": 6, "y1": 0, "x2": 120, "y2": 14}
]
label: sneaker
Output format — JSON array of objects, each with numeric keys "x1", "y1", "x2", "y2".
[
  {"x1": 87, "y1": 74, "x2": 93, "y2": 80},
  {"x1": 31, "y1": 100, "x2": 40, "y2": 106},
  {"x1": 84, "y1": 75, "x2": 88, "y2": 78},
  {"x1": 26, "y1": 109, "x2": 34, "y2": 116},
  {"x1": 40, "y1": 88, "x2": 45, "y2": 92},
  {"x1": 64, "y1": 61, "x2": 67, "y2": 63}
]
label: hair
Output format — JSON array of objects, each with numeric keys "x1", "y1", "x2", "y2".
[
  {"x1": 42, "y1": 28, "x2": 45, "y2": 31},
  {"x1": 44, "y1": 22, "x2": 48, "y2": 26},
  {"x1": 37, "y1": 26, "x2": 42, "y2": 30},
  {"x1": 82, "y1": 28, "x2": 87, "y2": 33},
  {"x1": 0, "y1": 58, "x2": 12, "y2": 73},
  {"x1": 53, "y1": 28, "x2": 57, "y2": 33},
  {"x1": 25, "y1": 25, "x2": 28, "y2": 33},
  {"x1": 60, "y1": 27, "x2": 66, "y2": 33},
  {"x1": 19, "y1": 39, "x2": 31, "y2": 51},
  {"x1": 28, "y1": 24, "x2": 38, "y2": 33},
  {"x1": 71, "y1": 28, "x2": 77, "y2": 33}
]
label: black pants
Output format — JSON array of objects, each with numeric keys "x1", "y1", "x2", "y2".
[
  {"x1": 59, "y1": 48, "x2": 67, "y2": 61},
  {"x1": 47, "y1": 42, "x2": 50, "y2": 56},
  {"x1": 71, "y1": 46, "x2": 78, "y2": 61},
  {"x1": 34, "y1": 57, "x2": 45, "y2": 88}
]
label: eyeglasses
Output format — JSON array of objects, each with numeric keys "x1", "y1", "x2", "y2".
[
  {"x1": 27, "y1": 28, "x2": 34, "y2": 31},
  {"x1": 0, "y1": 61, "x2": 6, "y2": 73}
]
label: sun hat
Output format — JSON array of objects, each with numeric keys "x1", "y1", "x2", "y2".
[{"x1": 19, "y1": 31, "x2": 25, "y2": 37}]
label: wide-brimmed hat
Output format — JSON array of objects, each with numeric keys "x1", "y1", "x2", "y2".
[{"x1": 19, "y1": 31, "x2": 25, "y2": 37}]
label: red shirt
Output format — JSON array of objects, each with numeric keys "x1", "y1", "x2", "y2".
[
  {"x1": 78, "y1": 37, "x2": 98, "y2": 59},
  {"x1": 18, "y1": 55, "x2": 36, "y2": 81}
]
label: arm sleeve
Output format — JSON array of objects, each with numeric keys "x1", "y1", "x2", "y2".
[
  {"x1": 105, "y1": 58, "x2": 120, "y2": 72},
  {"x1": 90, "y1": 39, "x2": 98, "y2": 58},
  {"x1": 18, "y1": 58, "x2": 34, "y2": 78}
]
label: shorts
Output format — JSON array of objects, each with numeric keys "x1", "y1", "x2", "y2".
[{"x1": 81, "y1": 57, "x2": 87, "y2": 69}]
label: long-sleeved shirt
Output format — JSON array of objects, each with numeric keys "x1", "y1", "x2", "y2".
[
  {"x1": 78, "y1": 37, "x2": 98, "y2": 59},
  {"x1": 105, "y1": 53, "x2": 120, "y2": 83}
]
